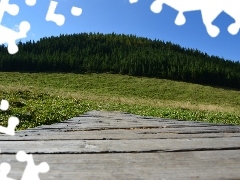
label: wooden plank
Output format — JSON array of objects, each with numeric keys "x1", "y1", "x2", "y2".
[
  {"x1": 1, "y1": 110, "x2": 240, "y2": 179},
  {"x1": 1, "y1": 137, "x2": 240, "y2": 153},
  {"x1": 14, "y1": 110, "x2": 239, "y2": 132},
  {"x1": 1, "y1": 130, "x2": 240, "y2": 140},
  {"x1": 1, "y1": 110, "x2": 240, "y2": 141},
  {"x1": 2, "y1": 150, "x2": 240, "y2": 179}
]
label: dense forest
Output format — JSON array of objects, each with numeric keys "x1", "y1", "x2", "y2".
[{"x1": 0, "y1": 32, "x2": 239, "y2": 89}]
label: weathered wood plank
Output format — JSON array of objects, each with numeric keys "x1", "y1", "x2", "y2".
[
  {"x1": 14, "y1": 110, "x2": 239, "y2": 133},
  {"x1": 1, "y1": 137, "x2": 240, "y2": 153},
  {"x1": 2, "y1": 150, "x2": 240, "y2": 180},
  {"x1": 1, "y1": 110, "x2": 240, "y2": 141},
  {"x1": 1, "y1": 110, "x2": 240, "y2": 179},
  {"x1": 2, "y1": 130, "x2": 240, "y2": 140}
]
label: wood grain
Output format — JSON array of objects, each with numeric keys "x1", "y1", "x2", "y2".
[{"x1": 1, "y1": 110, "x2": 240, "y2": 179}]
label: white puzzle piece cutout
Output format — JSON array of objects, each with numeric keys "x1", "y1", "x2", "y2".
[
  {"x1": 0, "y1": 0, "x2": 35, "y2": 54},
  {"x1": 0, "y1": 116, "x2": 19, "y2": 136},
  {"x1": 0, "y1": 21, "x2": 30, "y2": 54},
  {"x1": 71, "y1": 6, "x2": 82, "y2": 16},
  {"x1": 0, "y1": 99, "x2": 19, "y2": 136},
  {"x1": 46, "y1": 0, "x2": 65, "y2": 26},
  {"x1": 0, "y1": 99, "x2": 9, "y2": 111},
  {"x1": 130, "y1": 0, "x2": 240, "y2": 37},
  {"x1": 0, "y1": 163, "x2": 16, "y2": 180},
  {"x1": 25, "y1": 0, "x2": 36, "y2": 6},
  {"x1": 16, "y1": 151, "x2": 50, "y2": 180}
]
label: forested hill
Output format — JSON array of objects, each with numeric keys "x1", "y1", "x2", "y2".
[{"x1": 0, "y1": 32, "x2": 239, "y2": 89}]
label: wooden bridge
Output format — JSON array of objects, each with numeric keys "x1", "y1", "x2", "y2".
[{"x1": 1, "y1": 110, "x2": 240, "y2": 179}]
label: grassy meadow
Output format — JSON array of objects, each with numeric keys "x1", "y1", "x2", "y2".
[{"x1": 0, "y1": 72, "x2": 239, "y2": 130}]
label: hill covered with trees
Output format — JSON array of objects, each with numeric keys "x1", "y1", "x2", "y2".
[{"x1": 0, "y1": 32, "x2": 239, "y2": 89}]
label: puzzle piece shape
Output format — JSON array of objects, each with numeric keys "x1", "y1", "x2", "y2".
[
  {"x1": 0, "y1": 99, "x2": 9, "y2": 111},
  {"x1": 0, "y1": 0, "x2": 34, "y2": 54},
  {"x1": 71, "y1": 6, "x2": 82, "y2": 16},
  {"x1": 0, "y1": 163, "x2": 16, "y2": 180},
  {"x1": 46, "y1": 1, "x2": 82, "y2": 25},
  {"x1": 16, "y1": 151, "x2": 49, "y2": 180},
  {"x1": 0, "y1": 116, "x2": 19, "y2": 136},
  {"x1": 131, "y1": 0, "x2": 240, "y2": 37},
  {"x1": 129, "y1": 0, "x2": 138, "y2": 4},
  {"x1": 0, "y1": 0, "x2": 36, "y2": 23},
  {"x1": 0, "y1": 0, "x2": 19, "y2": 24},
  {"x1": 0, "y1": 21, "x2": 30, "y2": 54},
  {"x1": 25, "y1": 0, "x2": 37, "y2": 6},
  {"x1": 46, "y1": 0, "x2": 65, "y2": 26},
  {"x1": 0, "y1": 99, "x2": 18, "y2": 135}
]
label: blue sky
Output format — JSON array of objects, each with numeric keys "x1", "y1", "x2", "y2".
[{"x1": 2, "y1": 0, "x2": 240, "y2": 62}]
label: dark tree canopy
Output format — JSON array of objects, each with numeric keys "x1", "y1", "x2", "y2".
[{"x1": 0, "y1": 32, "x2": 239, "y2": 89}]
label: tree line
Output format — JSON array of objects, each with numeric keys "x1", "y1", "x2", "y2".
[{"x1": 0, "y1": 32, "x2": 239, "y2": 89}]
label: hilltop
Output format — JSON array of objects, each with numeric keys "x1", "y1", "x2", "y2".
[{"x1": 0, "y1": 32, "x2": 239, "y2": 89}]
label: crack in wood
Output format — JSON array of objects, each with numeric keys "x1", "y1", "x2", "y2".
[
  {"x1": 1, "y1": 147, "x2": 240, "y2": 155},
  {"x1": 62, "y1": 126, "x2": 164, "y2": 132}
]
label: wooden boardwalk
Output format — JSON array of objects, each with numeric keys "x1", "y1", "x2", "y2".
[{"x1": 1, "y1": 110, "x2": 240, "y2": 179}]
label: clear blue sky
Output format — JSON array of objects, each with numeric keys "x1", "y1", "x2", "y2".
[{"x1": 2, "y1": 0, "x2": 240, "y2": 62}]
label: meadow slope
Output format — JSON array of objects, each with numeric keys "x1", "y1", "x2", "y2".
[{"x1": 0, "y1": 72, "x2": 239, "y2": 130}]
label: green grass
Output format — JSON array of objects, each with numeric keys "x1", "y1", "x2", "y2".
[{"x1": 0, "y1": 72, "x2": 239, "y2": 130}]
